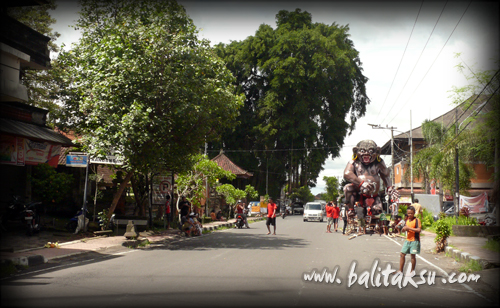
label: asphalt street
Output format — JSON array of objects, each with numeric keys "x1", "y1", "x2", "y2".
[{"x1": 1, "y1": 215, "x2": 497, "y2": 308}]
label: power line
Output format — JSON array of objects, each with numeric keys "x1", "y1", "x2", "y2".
[
  {"x1": 376, "y1": 1, "x2": 424, "y2": 120},
  {"x1": 440, "y1": 69, "x2": 500, "y2": 139},
  {"x1": 386, "y1": 0, "x2": 472, "y2": 125},
  {"x1": 439, "y1": 84, "x2": 500, "y2": 153},
  {"x1": 380, "y1": 0, "x2": 448, "y2": 124},
  {"x1": 206, "y1": 145, "x2": 358, "y2": 153}
]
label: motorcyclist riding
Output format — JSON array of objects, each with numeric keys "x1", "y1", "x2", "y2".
[{"x1": 235, "y1": 200, "x2": 250, "y2": 228}]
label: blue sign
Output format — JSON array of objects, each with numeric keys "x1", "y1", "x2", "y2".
[{"x1": 66, "y1": 155, "x2": 88, "y2": 167}]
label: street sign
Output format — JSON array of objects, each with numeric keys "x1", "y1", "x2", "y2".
[
  {"x1": 152, "y1": 174, "x2": 173, "y2": 205},
  {"x1": 66, "y1": 155, "x2": 88, "y2": 167}
]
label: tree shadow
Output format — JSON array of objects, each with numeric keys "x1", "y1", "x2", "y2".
[{"x1": 145, "y1": 231, "x2": 310, "y2": 251}]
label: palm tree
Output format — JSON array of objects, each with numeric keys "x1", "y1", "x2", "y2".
[{"x1": 407, "y1": 120, "x2": 475, "y2": 197}]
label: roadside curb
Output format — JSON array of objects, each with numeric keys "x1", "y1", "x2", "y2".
[
  {"x1": 392, "y1": 230, "x2": 494, "y2": 269},
  {"x1": 444, "y1": 245, "x2": 493, "y2": 269},
  {"x1": 2, "y1": 217, "x2": 268, "y2": 268},
  {"x1": 201, "y1": 217, "x2": 265, "y2": 232}
]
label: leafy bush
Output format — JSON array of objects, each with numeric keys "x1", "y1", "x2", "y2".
[
  {"x1": 434, "y1": 219, "x2": 452, "y2": 252},
  {"x1": 420, "y1": 208, "x2": 434, "y2": 230},
  {"x1": 398, "y1": 204, "x2": 408, "y2": 217},
  {"x1": 428, "y1": 215, "x2": 478, "y2": 235},
  {"x1": 30, "y1": 163, "x2": 74, "y2": 209}
]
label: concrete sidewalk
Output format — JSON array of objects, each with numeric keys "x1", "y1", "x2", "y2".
[{"x1": 0, "y1": 217, "x2": 264, "y2": 267}]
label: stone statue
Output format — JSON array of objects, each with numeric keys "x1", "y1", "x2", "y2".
[{"x1": 343, "y1": 140, "x2": 399, "y2": 215}]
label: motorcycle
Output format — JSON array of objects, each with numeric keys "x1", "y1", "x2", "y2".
[
  {"x1": 3, "y1": 195, "x2": 28, "y2": 224},
  {"x1": 24, "y1": 202, "x2": 42, "y2": 236},
  {"x1": 235, "y1": 213, "x2": 245, "y2": 229},
  {"x1": 66, "y1": 208, "x2": 94, "y2": 233},
  {"x1": 281, "y1": 208, "x2": 287, "y2": 219}
]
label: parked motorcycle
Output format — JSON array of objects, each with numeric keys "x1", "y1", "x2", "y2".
[
  {"x1": 3, "y1": 195, "x2": 28, "y2": 224},
  {"x1": 66, "y1": 208, "x2": 89, "y2": 233},
  {"x1": 281, "y1": 209, "x2": 286, "y2": 219},
  {"x1": 24, "y1": 202, "x2": 42, "y2": 236}
]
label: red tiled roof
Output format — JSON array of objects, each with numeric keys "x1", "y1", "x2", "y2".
[{"x1": 211, "y1": 150, "x2": 253, "y2": 178}]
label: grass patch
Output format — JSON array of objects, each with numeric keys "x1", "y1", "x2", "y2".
[
  {"x1": 482, "y1": 238, "x2": 500, "y2": 253},
  {"x1": 137, "y1": 239, "x2": 151, "y2": 247},
  {"x1": 459, "y1": 259, "x2": 483, "y2": 272}
]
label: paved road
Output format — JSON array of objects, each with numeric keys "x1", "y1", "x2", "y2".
[{"x1": 1, "y1": 216, "x2": 497, "y2": 307}]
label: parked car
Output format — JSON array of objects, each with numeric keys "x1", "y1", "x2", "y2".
[
  {"x1": 303, "y1": 202, "x2": 323, "y2": 222},
  {"x1": 443, "y1": 201, "x2": 455, "y2": 216}
]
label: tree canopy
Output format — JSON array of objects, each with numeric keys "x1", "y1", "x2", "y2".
[
  {"x1": 55, "y1": 0, "x2": 244, "y2": 219},
  {"x1": 56, "y1": 0, "x2": 244, "y2": 174},
  {"x1": 322, "y1": 176, "x2": 340, "y2": 202},
  {"x1": 210, "y1": 8, "x2": 370, "y2": 198}
]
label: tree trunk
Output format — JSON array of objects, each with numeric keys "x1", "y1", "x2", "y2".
[
  {"x1": 106, "y1": 170, "x2": 134, "y2": 224},
  {"x1": 130, "y1": 175, "x2": 142, "y2": 212}
]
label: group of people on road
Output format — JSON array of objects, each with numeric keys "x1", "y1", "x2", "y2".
[
  {"x1": 334, "y1": 198, "x2": 422, "y2": 277},
  {"x1": 325, "y1": 201, "x2": 341, "y2": 233}
]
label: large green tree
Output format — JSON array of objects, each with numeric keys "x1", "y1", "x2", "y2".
[
  {"x1": 56, "y1": 0, "x2": 243, "y2": 219},
  {"x1": 322, "y1": 176, "x2": 340, "y2": 202},
  {"x1": 210, "y1": 9, "x2": 369, "y2": 198}
]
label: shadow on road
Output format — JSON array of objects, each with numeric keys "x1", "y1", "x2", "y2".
[
  {"x1": 146, "y1": 232, "x2": 310, "y2": 251},
  {"x1": 0, "y1": 250, "x2": 124, "y2": 285}
]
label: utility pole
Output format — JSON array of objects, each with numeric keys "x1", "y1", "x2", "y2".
[
  {"x1": 455, "y1": 108, "x2": 460, "y2": 220},
  {"x1": 368, "y1": 124, "x2": 398, "y2": 187},
  {"x1": 410, "y1": 110, "x2": 413, "y2": 196},
  {"x1": 368, "y1": 123, "x2": 414, "y2": 200}
]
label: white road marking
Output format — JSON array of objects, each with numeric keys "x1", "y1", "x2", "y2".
[{"x1": 383, "y1": 234, "x2": 491, "y2": 303}]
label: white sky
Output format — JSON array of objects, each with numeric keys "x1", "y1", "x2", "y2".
[{"x1": 51, "y1": 0, "x2": 499, "y2": 195}]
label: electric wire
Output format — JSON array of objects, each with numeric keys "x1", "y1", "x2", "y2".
[
  {"x1": 376, "y1": 1, "x2": 424, "y2": 120},
  {"x1": 439, "y1": 84, "x2": 500, "y2": 153},
  {"x1": 380, "y1": 0, "x2": 449, "y2": 124},
  {"x1": 439, "y1": 69, "x2": 500, "y2": 139},
  {"x1": 386, "y1": 0, "x2": 472, "y2": 125}
]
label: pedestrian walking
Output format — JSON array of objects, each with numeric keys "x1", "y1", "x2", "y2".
[
  {"x1": 332, "y1": 202, "x2": 340, "y2": 232},
  {"x1": 266, "y1": 197, "x2": 277, "y2": 235},
  {"x1": 341, "y1": 204, "x2": 348, "y2": 235},
  {"x1": 325, "y1": 202, "x2": 334, "y2": 233},
  {"x1": 390, "y1": 201, "x2": 398, "y2": 221},
  {"x1": 398, "y1": 206, "x2": 421, "y2": 277},
  {"x1": 355, "y1": 202, "x2": 366, "y2": 235}
]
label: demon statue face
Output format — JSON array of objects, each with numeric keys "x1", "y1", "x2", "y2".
[{"x1": 352, "y1": 140, "x2": 381, "y2": 165}]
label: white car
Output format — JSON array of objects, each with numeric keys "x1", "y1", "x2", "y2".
[{"x1": 303, "y1": 202, "x2": 324, "y2": 222}]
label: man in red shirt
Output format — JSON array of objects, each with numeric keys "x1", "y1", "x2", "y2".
[
  {"x1": 266, "y1": 197, "x2": 277, "y2": 235},
  {"x1": 332, "y1": 202, "x2": 341, "y2": 232},
  {"x1": 325, "y1": 202, "x2": 334, "y2": 233}
]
